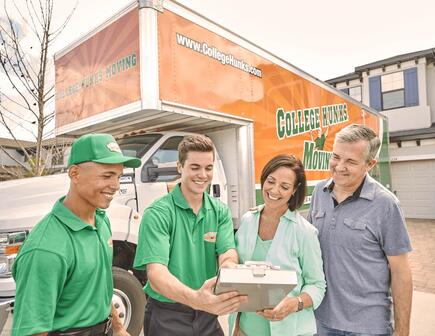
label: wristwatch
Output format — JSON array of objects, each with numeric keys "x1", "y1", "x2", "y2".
[{"x1": 296, "y1": 296, "x2": 304, "y2": 311}]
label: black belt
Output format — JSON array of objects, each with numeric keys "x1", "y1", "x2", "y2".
[
  {"x1": 48, "y1": 317, "x2": 112, "y2": 336},
  {"x1": 149, "y1": 296, "x2": 196, "y2": 314}
]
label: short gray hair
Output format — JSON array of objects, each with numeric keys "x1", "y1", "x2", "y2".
[{"x1": 334, "y1": 124, "x2": 380, "y2": 162}]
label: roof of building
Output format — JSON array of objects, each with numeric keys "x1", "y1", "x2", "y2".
[
  {"x1": 327, "y1": 72, "x2": 361, "y2": 84},
  {"x1": 0, "y1": 138, "x2": 35, "y2": 149},
  {"x1": 355, "y1": 48, "x2": 435, "y2": 73},
  {"x1": 0, "y1": 137, "x2": 73, "y2": 149},
  {"x1": 327, "y1": 47, "x2": 435, "y2": 84},
  {"x1": 390, "y1": 123, "x2": 435, "y2": 142}
]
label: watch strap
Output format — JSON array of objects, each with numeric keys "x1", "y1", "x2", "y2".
[{"x1": 297, "y1": 296, "x2": 304, "y2": 311}]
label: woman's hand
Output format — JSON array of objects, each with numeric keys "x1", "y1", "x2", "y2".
[{"x1": 257, "y1": 296, "x2": 299, "y2": 322}]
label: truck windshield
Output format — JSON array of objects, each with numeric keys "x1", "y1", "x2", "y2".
[{"x1": 117, "y1": 134, "x2": 163, "y2": 158}]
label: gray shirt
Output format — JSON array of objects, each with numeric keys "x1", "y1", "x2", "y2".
[{"x1": 308, "y1": 175, "x2": 412, "y2": 334}]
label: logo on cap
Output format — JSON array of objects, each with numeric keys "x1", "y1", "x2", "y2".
[{"x1": 107, "y1": 142, "x2": 122, "y2": 153}]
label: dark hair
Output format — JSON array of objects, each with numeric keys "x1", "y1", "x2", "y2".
[
  {"x1": 260, "y1": 154, "x2": 306, "y2": 211},
  {"x1": 178, "y1": 134, "x2": 215, "y2": 166}
]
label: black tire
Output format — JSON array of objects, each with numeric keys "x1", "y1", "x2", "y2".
[{"x1": 112, "y1": 267, "x2": 146, "y2": 336}]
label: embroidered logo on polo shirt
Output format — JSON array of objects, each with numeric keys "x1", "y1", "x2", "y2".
[
  {"x1": 107, "y1": 142, "x2": 122, "y2": 153},
  {"x1": 204, "y1": 232, "x2": 217, "y2": 243},
  {"x1": 107, "y1": 237, "x2": 113, "y2": 248}
]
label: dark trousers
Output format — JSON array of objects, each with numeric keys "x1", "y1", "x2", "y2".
[{"x1": 144, "y1": 297, "x2": 224, "y2": 336}]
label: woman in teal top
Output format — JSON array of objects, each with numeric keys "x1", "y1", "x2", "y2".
[{"x1": 229, "y1": 155, "x2": 326, "y2": 336}]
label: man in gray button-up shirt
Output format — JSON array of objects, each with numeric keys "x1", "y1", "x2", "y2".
[{"x1": 308, "y1": 124, "x2": 412, "y2": 336}]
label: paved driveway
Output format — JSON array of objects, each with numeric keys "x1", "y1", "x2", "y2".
[
  {"x1": 407, "y1": 219, "x2": 435, "y2": 294},
  {"x1": 2, "y1": 219, "x2": 435, "y2": 336}
]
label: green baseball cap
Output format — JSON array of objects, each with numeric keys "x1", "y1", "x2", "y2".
[{"x1": 68, "y1": 133, "x2": 141, "y2": 168}]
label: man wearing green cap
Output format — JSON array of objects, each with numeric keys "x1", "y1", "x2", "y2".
[{"x1": 12, "y1": 133, "x2": 141, "y2": 336}]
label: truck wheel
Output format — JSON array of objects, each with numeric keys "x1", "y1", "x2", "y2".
[{"x1": 112, "y1": 267, "x2": 146, "y2": 336}]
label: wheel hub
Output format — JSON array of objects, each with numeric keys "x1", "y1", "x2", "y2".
[{"x1": 112, "y1": 288, "x2": 132, "y2": 327}]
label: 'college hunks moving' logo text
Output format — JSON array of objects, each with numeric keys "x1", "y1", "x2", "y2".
[{"x1": 276, "y1": 103, "x2": 349, "y2": 171}]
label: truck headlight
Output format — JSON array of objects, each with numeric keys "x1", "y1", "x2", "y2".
[
  {"x1": 0, "y1": 231, "x2": 28, "y2": 277},
  {"x1": 0, "y1": 255, "x2": 15, "y2": 276}
]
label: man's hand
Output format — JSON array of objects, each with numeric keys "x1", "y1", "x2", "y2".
[
  {"x1": 218, "y1": 249, "x2": 239, "y2": 269},
  {"x1": 219, "y1": 260, "x2": 238, "y2": 269},
  {"x1": 257, "y1": 296, "x2": 298, "y2": 321},
  {"x1": 146, "y1": 263, "x2": 246, "y2": 313},
  {"x1": 111, "y1": 304, "x2": 131, "y2": 336},
  {"x1": 192, "y1": 277, "x2": 247, "y2": 315},
  {"x1": 113, "y1": 327, "x2": 131, "y2": 336}
]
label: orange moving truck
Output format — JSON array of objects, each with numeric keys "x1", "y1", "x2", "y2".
[
  {"x1": 54, "y1": 0, "x2": 391, "y2": 207},
  {"x1": 0, "y1": 1, "x2": 390, "y2": 335}
]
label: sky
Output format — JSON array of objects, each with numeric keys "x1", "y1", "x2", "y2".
[
  {"x1": 52, "y1": 0, "x2": 435, "y2": 80},
  {"x1": 1, "y1": 0, "x2": 434, "y2": 140}
]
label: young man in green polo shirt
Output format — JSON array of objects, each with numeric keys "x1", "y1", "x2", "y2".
[
  {"x1": 134, "y1": 134, "x2": 247, "y2": 336},
  {"x1": 12, "y1": 133, "x2": 141, "y2": 336}
]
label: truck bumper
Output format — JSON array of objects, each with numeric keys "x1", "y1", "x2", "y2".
[
  {"x1": 0, "y1": 276, "x2": 16, "y2": 297},
  {"x1": 0, "y1": 276, "x2": 16, "y2": 334},
  {"x1": 0, "y1": 298, "x2": 14, "y2": 335}
]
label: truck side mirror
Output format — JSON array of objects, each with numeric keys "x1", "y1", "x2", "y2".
[
  {"x1": 147, "y1": 166, "x2": 180, "y2": 183},
  {"x1": 141, "y1": 163, "x2": 157, "y2": 182}
]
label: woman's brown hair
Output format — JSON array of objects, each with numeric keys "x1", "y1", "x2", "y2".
[{"x1": 260, "y1": 154, "x2": 307, "y2": 211}]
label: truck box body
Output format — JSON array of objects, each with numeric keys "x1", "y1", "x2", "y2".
[{"x1": 54, "y1": 0, "x2": 390, "y2": 211}]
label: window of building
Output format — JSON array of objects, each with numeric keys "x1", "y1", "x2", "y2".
[
  {"x1": 349, "y1": 86, "x2": 362, "y2": 102},
  {"x1": 381, "y1": 71, "x2": 404, "y2": 110},
  {"x1": 340, "y1": 86, "x2": 362, "y2": 102},
  {"x1": 368, "y1": 67, "x2": 419, "y2": 112}
]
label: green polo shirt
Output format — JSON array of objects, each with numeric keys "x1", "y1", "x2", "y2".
[
  {"x1": 133, "y1": 184, "x2": 235, "y2": 302},
  {"x1": 12, "y1": 197, "x2": 113, "y2": 336}
]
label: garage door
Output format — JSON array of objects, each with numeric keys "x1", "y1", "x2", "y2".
[{"x1": 391, "y1": 160, "x2": 435, "y2": 219}]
